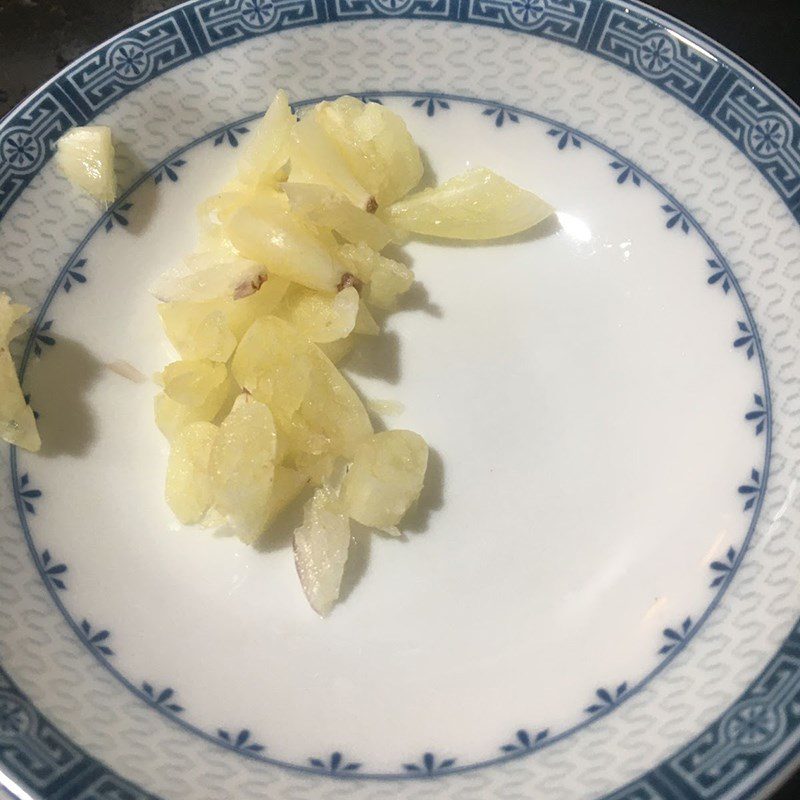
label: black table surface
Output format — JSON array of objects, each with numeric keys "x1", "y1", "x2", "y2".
[{"x1": 1, "y1": 1, "x2": 798, "y2": 798}]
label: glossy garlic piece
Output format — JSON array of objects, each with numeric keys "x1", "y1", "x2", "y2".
[
  {"x1": 237, "y1": 89, "x2": 296, "y2": 187},
  {"x1": 159, "y1": 303, "x2": 237, "y2": 363},
  {"x1": 232, "y1": 316, "x2": 373, "y2": 463},
  {"x1": 223, "y1": 275, "x2": 291, "y2": 337},
  {"x1": 278, "y1": 284, "x2": 360, "y2": 344},
  {"x1": 315, "y1": 96, "x2": 424, "y2": 206},
  {"x1": 387, "y1": 166, "x2": 553, "y2": 240},
  {"x1": 0, "y1": 293, "x2": 40, "y2": 451},
  {"x1": 293, "y1": 485, "x2": 351, "y2": 615},
  {"x1": 288, "y1": 112, "x2": 373, "y2": 210},
  {"x1": 154, "y1": 380, "x2": 230, "y2": 441},
  {"x1": 158, "y1": 276, "x2": 290, "y2": 360},
  {"x1": 283, "y1": 182, "x2": 395, "y2": 251},
  {"x1": 211, "y1": 393, "x2": 278, "y2": 543},
  {"x1": 150, "y1": 248, "x2": 267, "y2": 304},
  {"x1": 232, "y1": 315, "x2": 315, "y2": 421},
  {"x1": 55, "y1": 125, "x2": 117, "y2": 203},
  {"x1": 342, "y1": 430, "x2": 428, "y2": 532},
  {"x1": 161, "y1": 359, "x2": 228, "y2": 408},
  {"x1": 165, "y1": 421, "x2": 218, "y2": 524},
  {"x1": 225, "y1": 197, "x2": 343, "y2": 293},
  {"x1": 264, "y1": 466, "x2": 309, "y2": 529},
  {"x1": 338, "y1": 242, "x2": 413, "y2": 309}
]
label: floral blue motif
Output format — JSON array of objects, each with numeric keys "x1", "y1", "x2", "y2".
[
  {"x1": 706, "y1": 258, "x2": 730, "y2": 293},
  {"x1": 142, "y1": 683, "x2": 184, "y2": 713},
  {"x1": 508, "y1": 0, "x2": 546, "y2": 26},
  {"x1": 412, "y1": 97, "x2": 449, "y2": 117},
  {"x1": 154, "y1": 159, "x2": 187, "y2": 184},
  {"x1": 661, "y1": 204, "x2": 690, "y2": 233},
  {"x1": 33, "y1": 320, "x2": 55, "y2": 356},
  {"x1": 241, "y1": 0, "x2": 276, "y2": 27},
  {"x1": 111, "y1": 45, "x2": 147, "y2": 78},
  {"x1": 214, "y1": 125, "x2": 250, "y2": 147},
  {"x1": 610, "y1": 160, "x2": 641, "y2": 186},
  {"x1": 748, "y1": 119, "x2": 787, "y2": 158},
  {"x1": 104, "y1": 202, "x2": 133, "y2": 233},
  {"x1": 548, "y1": 127, "x2": 581, "y2": 149},
  {"x1": 659, "y1": 617, "x2": 692, "y2": 655},
  {"x1": 733, "y1": 320, "x2": 755, "y2": 359},
  {"x1": 638, "y1": 34, "x2": 673, "y2": 74},
  {"x1": 738, "y1": 468, "x2": 761, "y2": 511},
  {"x1": 2, "y1": 132, "x2": 38, "y2": 167},
  {"x1": 217, "y1": 728, "x2": 265, "y2": 752},
  {"x1": 483, "y1": 106, "x2": 519, "y2": 127},
  {"x1": 726, "y1": 702, "x2": 781, "y2": 747},
  {"x1": 746, "y1": 394, "x2": 767, "y2": 436},
  {"x1": 403, "y1": 752, "x2": 456, "y2": 773},
  {"x1": 709, "y1": 546, "x2": 737, "y2": 588},
  {"x1": 18, "y1": 474, "x2": 41, "y2": 514},
  {"x1": 500, "y1": 728, "x2": 548, "y2": 752},
  {"x1": 585, "y1": 683, "x2": 628, "y2": 714},
  {"x1": 309, "y1": 752, "x2": 361, "y2": 772},
  {"x1": 64, "y1": 258, "x2": 87, "y2": 293},
  {"x1": 41, "y1": 550, "x2": 67, "y2": 590},
  {"x1": 79, "y1": 620, "x2": 113, "y2": 656}
]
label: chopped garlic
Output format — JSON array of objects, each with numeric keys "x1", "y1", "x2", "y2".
[{"x1": 56, "y1": 126, "x2": 117, "y2": 203}]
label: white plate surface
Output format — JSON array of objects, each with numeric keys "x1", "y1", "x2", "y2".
[{"x1": 1, "y1": 3, "x2": 799, "y2": 800}]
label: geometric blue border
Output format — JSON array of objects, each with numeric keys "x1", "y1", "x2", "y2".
[
  {"x1": 5, "y1": 612, "x2": 800, "y2": 800},
  {"x1": 4, "y1": 90, "x2": 773, "y2": 795},
  {"x1": 0, "y1": 0, "x2": 797, "y2": 794},
  {"x1": 5, "y1": 617, "x2": 799, "y2": 799},
  {"x1": 0, "y1": 664, "x2": 159, "y2": 800},
  {"x1": 2, "y1": 0, "x2": 799, "y2": 224}
]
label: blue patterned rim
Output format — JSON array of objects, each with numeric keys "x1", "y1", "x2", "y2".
[
  {"x1": 1, "y1": 0, "x2": 799, "y2": 225},
  {"x1": 0, "y1": 0, "x2": 798, "y2": 798},
  {"x1": 6, "y1": 90, "x2": 773, "y2": 782}
]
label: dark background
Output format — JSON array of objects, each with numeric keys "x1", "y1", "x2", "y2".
[{"x1": 1, "y1": 0, "x2": 798, "y2": 798}]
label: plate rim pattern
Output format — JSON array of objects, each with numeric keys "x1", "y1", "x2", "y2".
[
  {"x1": 6, "y1": 91, "x2": 773, "y2": 783},
  {"x1": 0, "y1": 1, "x2": 798, "y2": 799}
]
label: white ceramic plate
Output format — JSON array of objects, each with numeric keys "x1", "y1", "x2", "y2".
[{"x1": 2, "y1": 2, "x2": 800, "y2": 799}]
